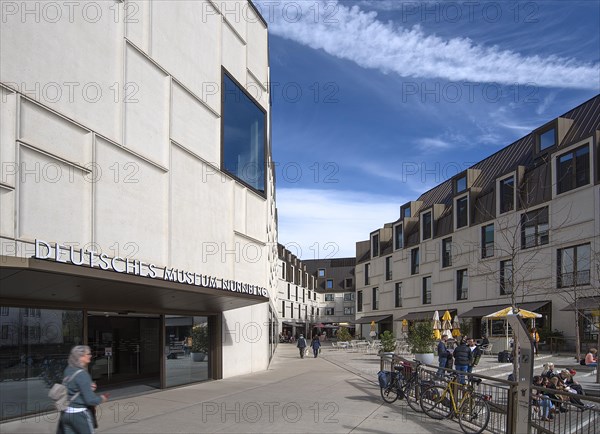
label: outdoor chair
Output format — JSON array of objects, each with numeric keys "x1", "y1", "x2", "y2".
[{"x1": 481, "y1": 343, "x2": 493, "y2": 355}]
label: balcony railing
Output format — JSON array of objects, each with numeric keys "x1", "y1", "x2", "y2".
[{"x1": 558, "y1": 270, "x2": 591, "y2": 288}]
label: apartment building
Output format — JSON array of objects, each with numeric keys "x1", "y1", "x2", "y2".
[
  {"x1": 277, "y1": 244, "x2": 321, "y2": 338},
  {"x1": 304, "y1": 257, "x2": 357, "y2": 338},
  {"x1": 356, "y1": 95, "x2": 600, "y2": 351},
  {"x1": 0, "y1": 0, "x2": 277, "y2": 420}
]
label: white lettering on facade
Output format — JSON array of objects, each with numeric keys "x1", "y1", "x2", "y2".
[{"x1": 32, "y1": 240, "x2": 268, "y2": 298}]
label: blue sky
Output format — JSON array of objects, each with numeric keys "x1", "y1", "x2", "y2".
[{"x1": 254, "y1": 0, "x2": 600, "y2": 259}]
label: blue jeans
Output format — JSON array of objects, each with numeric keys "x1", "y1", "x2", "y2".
[
  {"x1": 587, "y1": 362, "x2": 597, "y2": 367},
  {"x1": 455, "y1": 364, "x2": 469, "y2": 384},
  {"x1": 540, "y1": 395, "x2": 554, "y2": 418},
  {"x1": 437, "y1": 357, "x2": 447, "y2": 376},
  {"x1": 313, "y1": 348, "x2": 319, "y2": 358}
]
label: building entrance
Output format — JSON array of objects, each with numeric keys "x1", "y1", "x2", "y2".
[{"x1": 87, "y1": 312, "x2": 160, "y2": 389}]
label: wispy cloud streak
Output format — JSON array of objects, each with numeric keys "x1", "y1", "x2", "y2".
[{"x1": 257, "y1": 0, "x2": 599, "y2": 89}]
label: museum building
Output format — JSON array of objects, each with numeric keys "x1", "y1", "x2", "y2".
[{"x1": 0, "y1": 0, "x2": 278, "y2": 420}]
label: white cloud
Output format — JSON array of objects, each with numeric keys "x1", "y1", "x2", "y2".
[
  {"x1": 256, "y1": 0, "x2": 599, "y2": 89},
  {"x1": 276, "y1": 188, "x2": 404, "y2": 258}
]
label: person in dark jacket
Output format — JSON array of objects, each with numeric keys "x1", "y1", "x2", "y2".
[
  {"x1": 311, "y1": 334, "x2": 322, "y2": 358},
  {"x1": 467, "y1": 338, "x2": 482, "y2": 373},
  {"x1": 453, "y1": 337, "x2": 473, "y2": 384},
  {"x1": 297, "y1": 334, "x2": 307, "y2": 358},
  {"x1": 57, "y1": 346, "x2": 108, "y2": 434},
  {"x1": 437, "y1": 335, "x2": 449, "y2": 376}
]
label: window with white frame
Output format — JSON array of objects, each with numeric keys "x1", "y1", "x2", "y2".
[
  {"x1": 372, "y1": 287, "x2": 379, "y2": 310},
  {"x1": 422, "y1": 277, "x2": 431, "y2": 304},
  {"x1": 556, "y1": 145, "x2": 590, "y2": 195},
  {"x1": 500, "y1": 260, "x2": 513, "y2": 295},
  {"x1": 344, "y1": 293, "x2": 354, "y2": 301},
  {"x1": 442, "y1": 237, "x2": 452, "y2": 268},
  {"x1": 557, "y1": 243, "x2": 591, "y2": 288},
  {"x1": 325, "y1": 294, "x2": 334, "y2": 301},
  {"x1": 385, "y1": 256, "x2": 392, "y2": 281},
  {"x1": 344, "y1": 307, "x2": 355, "y2": 315},
  {"x1": 481, "y1": 224, "x2": 494, "y2": 258},
  {"x1": 457, "y1": 269, "x2": 468, "y2": 300},
  {"x1": 521, "y1": 207, "x2": 549, "y2": 249},
  {"x1": 395, "y1": 282, "x2": 402, "y2": 308},
  {"x1": 325, "y1": 307, "x2": 334, "y2": 315}
]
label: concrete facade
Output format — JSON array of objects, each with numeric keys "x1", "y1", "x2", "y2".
[
  {"x1": 0, "y1": 0, "x2": 277, "y2": 397},
  {"x1": 355, "y1": 96, "x2": 600, "y2": 352}
]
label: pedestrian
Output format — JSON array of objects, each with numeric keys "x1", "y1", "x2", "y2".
[
  {"x1": 56, "y1": 346, "x2": 108, "y2": 434},
  {"x1": 311, "y1": 333, "x2": 321, "y2": 358},
  {"x1": 437, "y1": 335, "x2": 449, "y2": 376},
  {"x1": 297, "y1": 334, "x2": 307, "y2": 359},
  {"x1": 531, "y1": 328, "x2": 540, "y2": 355},
  {"x1": 453, "y1": 337, "x2": 473, "y2": 384},
  {"x1": 585, "y1": 348, "x2": 598, "y2": 367},
  {"x1": 467, "y1": 338, "x2": 481, "y2": 373}
]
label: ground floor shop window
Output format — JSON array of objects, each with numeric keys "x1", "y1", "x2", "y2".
[
  {"x1": 165, "y1": 315, "x2": 209, "y2": 388},
  {"x1": 0, "y1": 307, "x2": 83, "y2": 420}
]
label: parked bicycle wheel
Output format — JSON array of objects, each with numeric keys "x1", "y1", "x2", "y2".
[
  {"x1": 457, "y1": 395, "x2": 490, "y2": 434},
  {"x1": 404, "y1": 380, "x2": 422, "y2": 413},
  {"x1": 380, "y1": 381, "x2": 400, "y2": 403},
  {"x1": 419, "y1": 385, "x2": 452, "y2": 420}
]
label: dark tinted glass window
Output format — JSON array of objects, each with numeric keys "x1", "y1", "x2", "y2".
[
  {"x1": 223, "y1": 73, "x2": 265, "y2": 193},
  {"x1": 500, "y1": 177, "x2": 514, "y2": 213}
]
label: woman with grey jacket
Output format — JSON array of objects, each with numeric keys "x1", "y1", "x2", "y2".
[{"x1": 57, "y1": 346, "x2": 108, "y2": 434}]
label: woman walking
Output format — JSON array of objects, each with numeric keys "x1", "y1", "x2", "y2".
[{"x1": 57, "y1": 346, "x2": 108, "y2": 434}]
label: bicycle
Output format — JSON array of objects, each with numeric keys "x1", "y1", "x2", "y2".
[
  {"x1": 379, "y1": 360, "x2": 425, "y2": 413},
  {"x1": 419, "y1": 373, "x2": 491, "y2": 434}
]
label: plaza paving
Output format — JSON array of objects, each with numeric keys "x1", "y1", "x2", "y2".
[{"x1": 1, "y1": 342, "x2": 598, "y2": 433}]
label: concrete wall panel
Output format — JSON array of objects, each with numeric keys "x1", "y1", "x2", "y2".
[
  {"x1": 18, "y1": 146, "x2": 91, "y2": 244},
  {"x1": 171, "y1": 83, "x2": 219, "y2": 164},
  {"x1": 20, "y1": 99, "x2": 92, "y2": 165},
  {"x1": 94, "y1": 138, "x2": 168, "y2": 265},
  {"x1": 152, "y1": 0, "x2": 221, "y2": 112},
  {"x1": 0, "y1": 88, "x2": 17, "y2": 187},
  {"x1": 124, "y1": 45, "x2": 170, "y2": 167},
  {"x1": 0, "y1": 1, "x2": 123, "y2": 142}
]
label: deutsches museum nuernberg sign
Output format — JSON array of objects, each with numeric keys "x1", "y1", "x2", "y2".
[{"x1": 34, "y1": 239, "x2": 269, "y2": 298}]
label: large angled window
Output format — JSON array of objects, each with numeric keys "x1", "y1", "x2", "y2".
[{"x1": 222, "y1": 71, "x2": 266, "y2": 193}]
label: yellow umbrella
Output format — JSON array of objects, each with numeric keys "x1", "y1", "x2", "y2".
[
  {"x1": 452, "y1": 314, "x2": 461, "y2": 337},
  {"x1": 483, "y1": 306, "x2": 542, "y2": 349},
  {"x1": 484, "y1": 307, "x2": 542, "y2": 319},
  {"x1": 433, "y1": 329, "x2": 441, "y2": 339},
  {"x1": 441, "y1": 310, "x2": 452, "y2": 321},
  {"x1": 401, "y1": 319, "x2": 409, "y2": 332}
]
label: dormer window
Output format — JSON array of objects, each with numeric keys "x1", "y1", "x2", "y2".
[
  {"x1": 403, "y1": 207, "x2": 411, "y2": 218},
  {"x1": 371, "y1": 232, "x2": 380, "y2": 258},
  {"x1": 539, "y1": 127, "x2": 556, "y2": 151},
  {"x1": 394, "y1": 223, "x2": 403, "y2": 250},
  {"x1": 499, "y1": 176, "x2": 515, "y2": 214},
  {"x1": 455, "y1": 196, "x2": 468, "y2": 229},
  {"x1": 455, "y1": 175, "x2": 467, "y2": 194},
  {"x1": 421, "y1": 211, "x2": 432, "y2": 241}
]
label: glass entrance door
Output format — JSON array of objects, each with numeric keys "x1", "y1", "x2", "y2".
[{"x1": 87, "y1": 313, "x2": 160, "y2": 388}]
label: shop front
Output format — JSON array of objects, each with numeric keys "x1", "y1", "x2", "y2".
[{"x1": 0, "y1": 244, "x2": 268, "y2": 421}]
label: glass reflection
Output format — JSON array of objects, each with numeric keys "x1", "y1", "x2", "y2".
[
  {"x1": 164, "y1": 316, "x2": 209, "y2": 387},
  {"x1": 0, "y1": 307, "x2": 83, "y2": 420}
]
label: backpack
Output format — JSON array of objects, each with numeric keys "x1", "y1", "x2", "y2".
[{"x1": 48, "y1": 369, "x2": 83, "y2": 411}]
